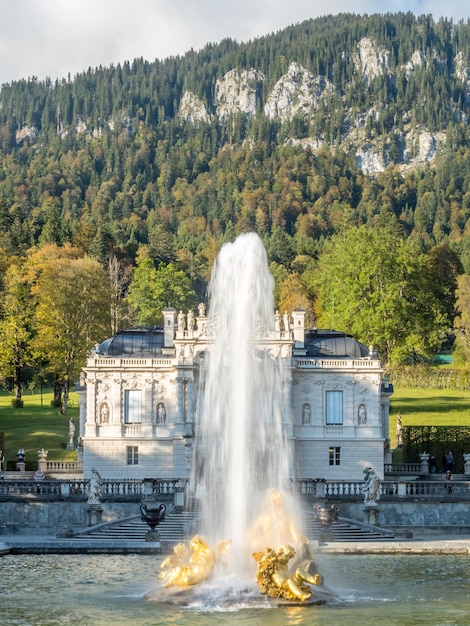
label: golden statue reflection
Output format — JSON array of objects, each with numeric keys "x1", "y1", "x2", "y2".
[
  {"x1": 252, "y1": 544, "x2": 323, "y2": 603},
  {"x1": 247, "y1": 488, "x2": 305, "y2": 548},
  {"x1": 160, "y1": 535, "x2": 231, "y2": 587}
]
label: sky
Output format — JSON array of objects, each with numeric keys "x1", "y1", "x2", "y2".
[{"x1": 0, "y1": 0, "x2": 468, "y2": 87}]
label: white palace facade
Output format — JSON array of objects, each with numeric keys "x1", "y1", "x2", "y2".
[{"x1": 77, "y1": 307, "x2": 393, "y2": 483}]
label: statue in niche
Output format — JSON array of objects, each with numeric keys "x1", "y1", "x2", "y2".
[
  {"x1": 99, "y1": 402, "x2": 109, "y2": 424},
  {"x1": 302, "y1": 403, "x2": 311, "y2": 425},
  {"x1": 358, "y1": 403, "x2": 367, "y2": 425},
  {"x1": 177, "y1": 310, "x2": 185, "y2": 331},
  {"x1": 157, "y1": 401, "x2": 167, "y2": 424}
]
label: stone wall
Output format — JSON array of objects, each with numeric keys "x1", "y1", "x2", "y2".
[
  {"x1": 333, "y1": 501, "x2": 470, "y2": 535},
  {"x1": 0, "y1": 501, "x2": 142, "y2": 536},
  {"x1": 2, "y1": 499, "x2": 470, "y2": 537}
]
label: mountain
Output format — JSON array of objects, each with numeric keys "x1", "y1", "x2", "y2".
[{"x1": 1, "y1": 12, "x2": 470, "y2": 276}]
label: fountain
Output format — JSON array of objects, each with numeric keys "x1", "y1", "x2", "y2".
[
  {"x1": 151, "y1": 233, "x2": 329, "y2": 605},
  {"x1": 195, "y1": 233, "x2": 293, "y2": 564}
]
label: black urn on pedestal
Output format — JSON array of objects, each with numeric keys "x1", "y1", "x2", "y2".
[{"x1": 140, "y1": 503, "x2": 166, "y2": 531}]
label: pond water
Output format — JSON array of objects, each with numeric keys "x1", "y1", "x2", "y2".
[{"x1": 1, "y1": 552, "x2": 469, "y2": 626}]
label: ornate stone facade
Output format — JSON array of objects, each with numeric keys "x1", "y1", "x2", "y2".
[{"x1": 77, "y1": 308, "x2": 393, "y2": 481}]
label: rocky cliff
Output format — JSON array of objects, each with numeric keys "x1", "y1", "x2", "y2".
[{"x1": 178, "y1": 36, "x2": 469, "y2": 175}]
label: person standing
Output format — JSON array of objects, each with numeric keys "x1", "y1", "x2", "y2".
[{"x1": 445, "y1": 451, "x2": 454, "y2": 473}]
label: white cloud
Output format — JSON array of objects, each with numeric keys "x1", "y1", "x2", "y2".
[{"x1": 0, "y1": 0, "x2": 468, "y2": 86}]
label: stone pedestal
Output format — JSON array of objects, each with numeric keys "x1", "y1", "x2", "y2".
[
  {"x1": 314, "y1": 479, "x2": 326, "y2": 499},
  {"x1": 363, "y1": 503, "x2": 379, "y2": 526},
  {"x1": 145, "y1": 529, "x2": 161, "y2": 543},
  {"x1": 420, "y1": 452, "x2": 430, "y2": 474},
  {"x1": 37, "y1": 448, "x2": 48, "y2": 474},
  {"x1": 86, "y1": 504, "x2": 103, "y2": 527},
  {"x1": 16, "y1": 462, "x2": 25, "y2": 472},
  {"x1": 174, "y1": 480, "x2": 186, "y2": 512}
]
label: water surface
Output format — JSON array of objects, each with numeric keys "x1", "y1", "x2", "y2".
[{"x1": 1, "y1": 553, "x2": 469, "y2": 625}]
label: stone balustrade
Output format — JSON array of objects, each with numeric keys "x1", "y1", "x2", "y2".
[
  {"x1": 384, "y1": 463, "x2": 422, "y2": 474},
  {"x1": 296, "y1": 478, "x2": 470, "y2": 500},
  {"x1": 0, "y1": 477, "x2": 185, "y2": 501},
  {"x1": 46, "y1": 461, "x2": 83, "y2": 472},
  {"x1": 2, "y1": 476, "x2": 469, "y2": 502}
]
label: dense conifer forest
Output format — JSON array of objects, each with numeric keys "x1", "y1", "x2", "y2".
[{"x1": 2, "y1": 12, "x2": 470, "y2": 400}]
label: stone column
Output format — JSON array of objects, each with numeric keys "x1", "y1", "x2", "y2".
[
  {"x1": 176, "y1": 376, "x2": 185, "y2": 434},
  {"x1": 283, "y1": 364, "x2": 293, "y2": 438},
  {"x1": 185, "y1": 379, "x2": 194, "y2": 437},
  {"x1": 174, "y1": 480, "x2": 186, "y2": 512},
  {"x1": 314, "y1": 479, "x2": 326, "y2": 499}
]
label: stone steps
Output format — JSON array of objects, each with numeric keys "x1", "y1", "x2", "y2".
[
  {"x1": 73, "y1": 511, "x2": 198, "y2": 543},
  {"x1": 304, "y1": 519, "x2": 395, "y2": 542},
  {"x1": 72, "y1": 510, "x2": 394, "y2": 544}
]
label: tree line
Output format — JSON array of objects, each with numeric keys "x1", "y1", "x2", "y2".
[{"x1": 2, "y1": 12, "x2": 470, "y2": 403}]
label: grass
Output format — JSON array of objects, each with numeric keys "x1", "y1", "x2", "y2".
[
  {"x1": 0, "y1": 388, "x2": 79, "y2": 470},
  {"x1": 389, "y1": 387, "x2": 470, "y2": 464},
  {"x1": 389, "y1": 387, "x2": 470, "y2": 431}
]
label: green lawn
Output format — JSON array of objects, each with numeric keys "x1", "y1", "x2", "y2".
[
  {"x1": 389, "y1": 387, "x2": 470, "y2": 463},
  {"x1": 0, "y1": 389, "x2": 79, "y2": 470},
  {"x1": 389, "y1": 387, "x2": 470, "y2": 430}
]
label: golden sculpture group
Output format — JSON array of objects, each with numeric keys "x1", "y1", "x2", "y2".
[
  {"x1": 159, "y1": 489, "x2": 324, "y2": 603},
  {"x1": 252, "y1": 543, "x2": 323, "y2": 602},
  {"x1": 160, "y1": 535, "x2": 231, "y2": 588}
]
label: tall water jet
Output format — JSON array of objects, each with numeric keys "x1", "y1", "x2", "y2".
[{"x1": 193, "y1": 233, "x2": 298, "y2": 577}]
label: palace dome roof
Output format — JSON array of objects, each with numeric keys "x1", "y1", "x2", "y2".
[
  {"x1": 97, "y1": 328, "x2": 164, "y2": 357},
  {"x1": 304, "y1": 329, "x2": 369, "y2": 358},
  {"x1": 95, "y1": 327, "x2": 369, "y2": 359}
]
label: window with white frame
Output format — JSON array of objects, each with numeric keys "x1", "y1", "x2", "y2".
[
  {"x1": 124, "y1": 389, "x2": 142, "y2": 424},
  {"x1": 127, "y1": 446, "x2": 139, "y2": 465},
  {"x1": 326, "y1": 390, "x2": 343, "y2": 425},
  {"x1": 329, "y1": 446, "x2": 341, "y2": 466}
]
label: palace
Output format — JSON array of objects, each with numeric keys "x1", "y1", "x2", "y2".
[{"x1": 77, "y1": 306, "x2": 393, "y2": 482}]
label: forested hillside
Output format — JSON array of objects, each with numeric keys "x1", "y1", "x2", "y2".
[{"x1": 2, "y1": 12, "x2": 470, "y2": 403}]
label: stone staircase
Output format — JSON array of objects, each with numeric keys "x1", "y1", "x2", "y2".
[
  {"x1": 72, "y1": 510, "x2": 198, "y2": 545},
  {"x1": 72, "y1": 510, "x2": 394, "y2": 545},
  {"x1": 304, "y1": 517, "x2": 395, "y2": 542}
]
